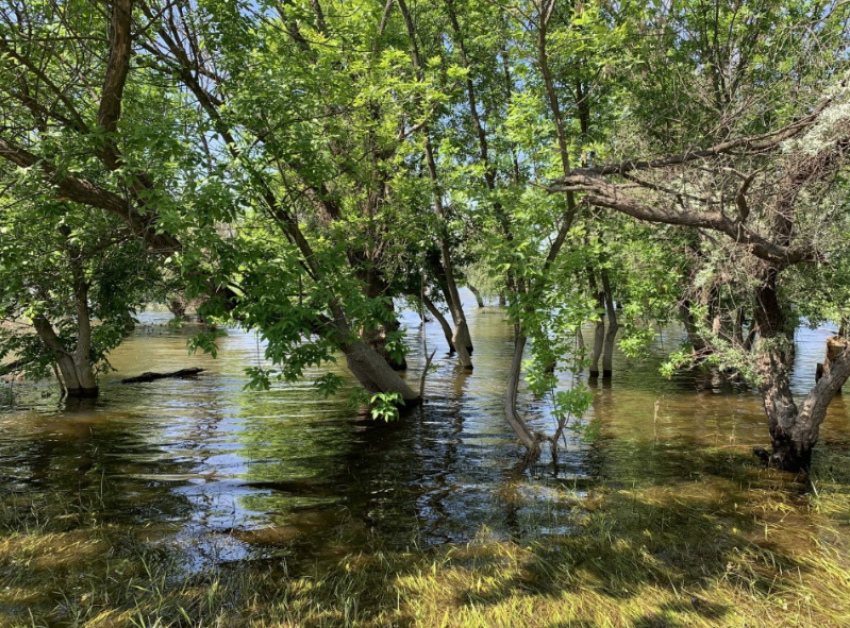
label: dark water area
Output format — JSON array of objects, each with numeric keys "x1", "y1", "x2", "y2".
[{"x1": 1, "y1": 290, "x2": 849, "y2": 573}]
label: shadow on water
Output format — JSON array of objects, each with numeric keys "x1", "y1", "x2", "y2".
[{"x1": 1, "y1": 300, "x2": 850, "y2": 625}]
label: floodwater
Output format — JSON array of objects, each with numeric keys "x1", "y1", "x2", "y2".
[{"x1": 1, "y1": 292, "x2": 849, "y2": 614}]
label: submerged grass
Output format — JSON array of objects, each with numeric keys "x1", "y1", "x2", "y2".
[{"x1": 2, "y1": 451, "x2": 850, "y2": 627}]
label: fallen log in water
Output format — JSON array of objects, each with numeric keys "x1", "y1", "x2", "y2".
[{"x1": 120, "y1": 367, "x2": 205, "y2": 384}]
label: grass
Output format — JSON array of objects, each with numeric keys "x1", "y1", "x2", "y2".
[{"x1": 2, "y1": 451, "x2": 850, "y2": 627}]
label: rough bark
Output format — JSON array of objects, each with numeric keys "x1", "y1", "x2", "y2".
[
  {"x1": 342, "y1": 339, "x2": 421, "y2": 405},
  {"x1": 751, "y1": 271, "x2": 849, "y2": 471},
  {"x1": 816, "y1": 336, "x2": 845, "y2": 395}
]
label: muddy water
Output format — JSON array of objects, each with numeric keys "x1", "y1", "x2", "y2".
[{"x1": 1, "y1": 293, "x2": 849, "y2": 567}]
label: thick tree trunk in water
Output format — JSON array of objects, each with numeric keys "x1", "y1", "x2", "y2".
[
  {"x1": 468, "y1": 284, "x2": 485, "y2": 308},
  {"x1": 758, "y1": 338, "x2": 850, "y2": 470},
  {"x1": 31, "y1": 250, "x2": 98, "y2": 398},
  {"x1": 342, "y1": 339, "x2": 421, "y2": 405},
  {"x1": 601, "y1": 271, "x2": 618, "y2": 379},
  {"x1": 360, "y1": 277, "x2": 407, "y2": 371},
  {"x1": 32, "y1": 316, "x2": 98, "y2": 398},
  {"x1": 751, "y1": 270, "x2": 849, "y2": 471},
  {"x1": 498, "y1": 292, "x2": 506, "y2": 307},
  {"x1": 590, "y1": 319, "x2": 604, "y2": 378},
  {"x1": 505, "y1": 331, "x2": 541, "y2": 459}
]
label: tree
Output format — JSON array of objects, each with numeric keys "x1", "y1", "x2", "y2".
[
  {"x1": 0, "y1": 197, "x2": 158, "y2": 396},
  {"x1": 550, "y1": 0, "x2": 850, "y2": 471}
]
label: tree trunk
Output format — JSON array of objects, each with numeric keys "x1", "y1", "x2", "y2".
[
  {"x1": 360, "y1": 276, "x2": 407, "y2": 371},
  {"x1": 601, "y1": 270, "x2": 618, "y2": 379},
  {"x1": 421, "y1": 293, "x2": 456, "y2": 354},
  {"x1": 398, "y1": 0, "x2": 471, "y2": 372},
  {"x1": 32, "y1": 316, "x2": 98, "y2": 398},
  {"x1": 498, "y1": 292, "x2": 506, "y2": 307},
  {"x1": 468, "y1": 284, "x2": 485, "y2": 308},
  {"x1": 751, "y1": 269, "x2": 848, "y2": 471},
  {"x1": 438, "y1": 273, "x2": 474, "y2": 363},
  {"x1": 341, "y1": 339, "x2": 421, "y2": 405},
  {"x1": 588, "y1": 271, "x2": 604, "y2": 378},
  {"x1": 72, "y1": 274, "x2": 98, "y2": 394},
  {"x1": 505, "y1": 330, "x2": 541, "y2": 459}
]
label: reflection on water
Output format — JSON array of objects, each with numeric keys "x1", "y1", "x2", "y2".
[{"x1": 1, "y1": 293, "x2": 849, "y2": 570}]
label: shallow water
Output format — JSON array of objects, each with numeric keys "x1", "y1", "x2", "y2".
[{"x1": 1, "y1": 291, "x2": 848, "y2": 571}]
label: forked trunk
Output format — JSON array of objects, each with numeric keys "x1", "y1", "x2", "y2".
[
  {"x1": 757, "y1": 338, "x2": 850, "y2": 471},
  {"x1": 752, "y1": 270, "x2": 849, "y2": 471},
  {"x1": 33, "y1": 316, "x2": 98, "y2": 398}
]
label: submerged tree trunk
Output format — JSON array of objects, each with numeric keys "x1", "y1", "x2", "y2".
[
  {"x1": 468, "y1": 284, "x2": 485, "y2": 308},
  {"x1": 601, "y1": 270, "x2": 618, "y2": 379}
]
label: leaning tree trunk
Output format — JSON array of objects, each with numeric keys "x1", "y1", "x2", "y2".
[
  {"x1": 505, "y1": 330, "x2": 541, "y2": 459},
  {"x1": 601, "y1": 270, "x2": 618, "y2": 379},
  {"x1": 421, "y1": 293, "x2": 456, "y2": 354},
  {"x1": 468, "y1": 284, "x2": 485, "y2": 308},
  {"x1": 342, "y1": 339, "x2": 421, "y2": 405}
]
